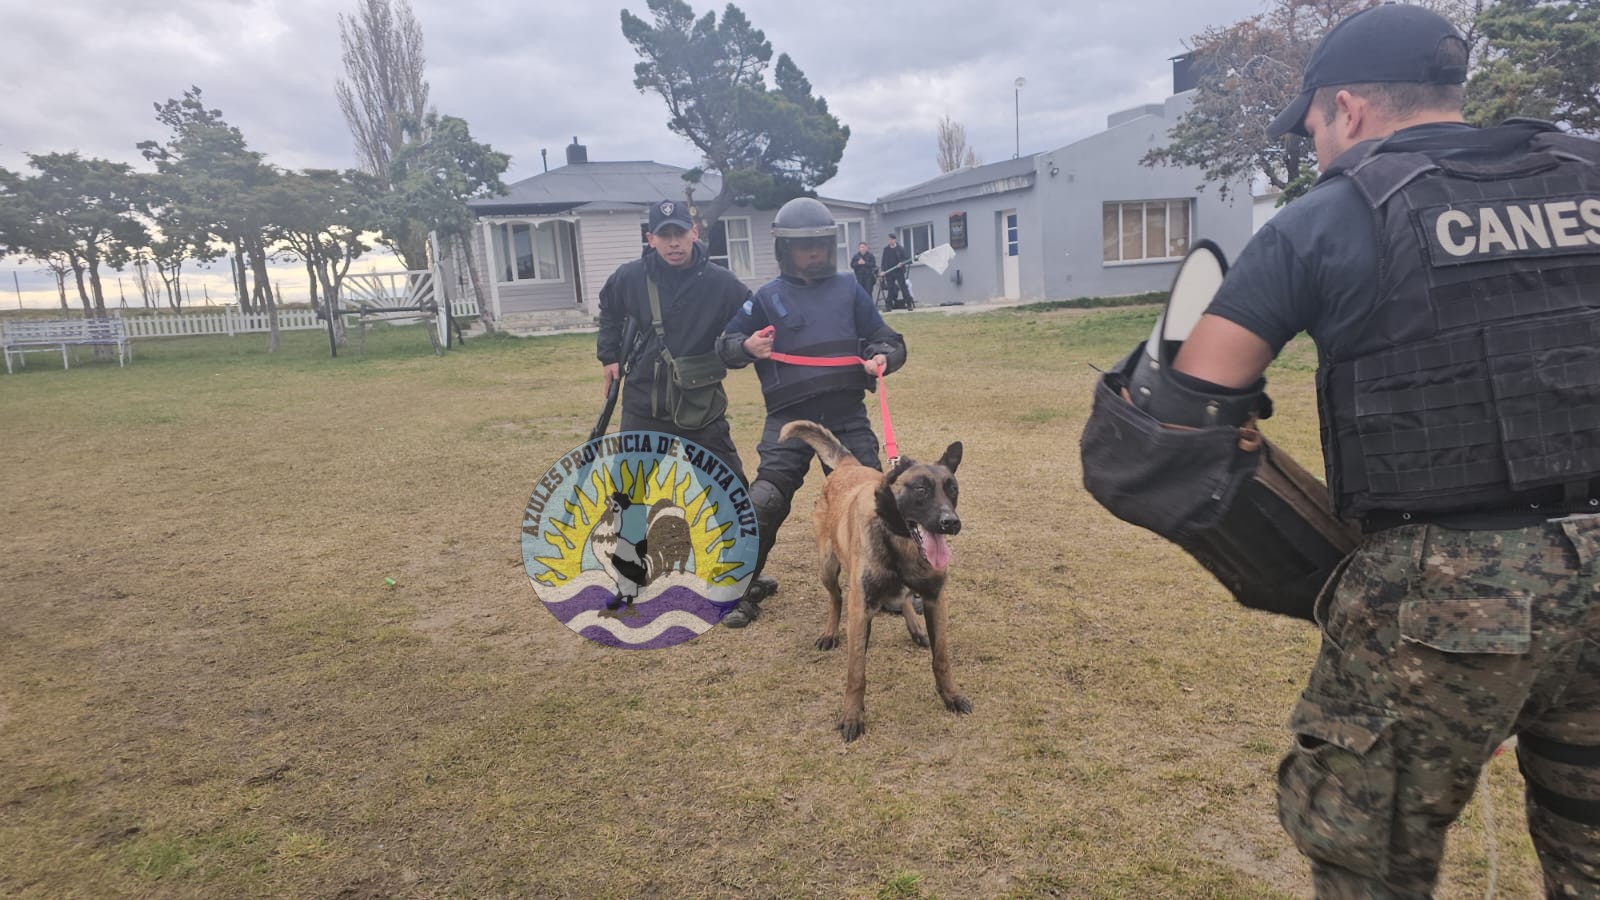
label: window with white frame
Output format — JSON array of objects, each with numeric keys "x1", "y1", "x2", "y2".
[
  {"x1": 704, "y1": 217, "x2": 754, "y2": 280},
  {"x1": 492, "y1": 221, "x2": 564, "y2": 282},
  {"x1": 836, "y1": 219, "x2": 865, "y2": 271},
  {"x1": 1102, "y1": 200, "x2": 1191, "y2": 264},
  {"x1": 899, "y1": 223, "x2": 934, "y2": 258}
]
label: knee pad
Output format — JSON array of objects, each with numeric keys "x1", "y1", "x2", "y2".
[{"x1": 750, "y1": 479, "x2": 791, "y2": 531}]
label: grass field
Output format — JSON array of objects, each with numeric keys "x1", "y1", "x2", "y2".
[{"x1": 0, "y1": 311, "x2": 1543, "y2": 898}]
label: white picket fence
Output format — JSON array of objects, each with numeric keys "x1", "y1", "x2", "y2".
[
  {"x1": 117, "y1": 270, "x2": 480, "y2": 340},
  {"x1": 122, "y1": 308, "x2": 320, "y2": 338}
]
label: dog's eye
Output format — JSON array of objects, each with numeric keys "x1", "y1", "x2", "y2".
[{"x1": 915, "y1": 482, "x2": 931, "y2": 495}]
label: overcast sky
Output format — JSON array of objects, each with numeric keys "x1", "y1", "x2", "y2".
[{"x1": 0, "y1": 0, "x2": 1269, "y2": 307}]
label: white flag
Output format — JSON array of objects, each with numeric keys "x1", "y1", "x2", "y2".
[{"x1": 915, "y1": 243, "x2": 956, "y2": 275}]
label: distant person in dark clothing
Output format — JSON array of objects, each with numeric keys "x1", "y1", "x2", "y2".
[
  {"x1": 880, "y1": 234, "x2": 913, "y2": 310},
  {"x1": 850, "y1": 241, "x2": 877, "y2": 297}
]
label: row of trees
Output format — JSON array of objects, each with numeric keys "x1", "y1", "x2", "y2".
[
  {"x1": 1147, "y1": 0, "x2": 1600, "y2": 201},
  {"x1": 4, "y1": 0, "x2": 1584, "y2": 347},
  {"x1": 0, "y1": 0, "x2": 849, "y2": 345},
  {"x1": 0, "y1": 0, "x2": 508, "y2": 351}
]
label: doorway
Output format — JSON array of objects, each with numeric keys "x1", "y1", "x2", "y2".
[{"x1": 999, "y1": 209, "x2": 1020, "y2": 300}]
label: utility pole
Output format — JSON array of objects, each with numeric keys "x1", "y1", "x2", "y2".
[
  {"x1": 1013, "y1": 76, "x2": 1026, "y2": 159},
  {"x1": 13, "y1": 271, "x2": 21, "y2": 309}
]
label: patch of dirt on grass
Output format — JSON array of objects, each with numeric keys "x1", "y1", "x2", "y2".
[{"x1": 1194, "y1": 821, "x2": 1305, "y2": 896}]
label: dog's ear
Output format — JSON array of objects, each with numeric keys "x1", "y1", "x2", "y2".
[
  {"x1": 874, "y1": 483, "x2": 911, "y2": 537},
  {"x1": 884, "y1": 456, "x2": 915, "y2": 484},
  {"x1": 938, "y1": 441, "x2": 963, "y2": 474}
]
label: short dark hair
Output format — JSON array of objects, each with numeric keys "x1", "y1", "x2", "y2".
[{"x1": 1311, "y1": 34, "x2": 1467, "y2": 127}]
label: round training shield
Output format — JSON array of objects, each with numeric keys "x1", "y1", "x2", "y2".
[
  {"x1": 1144, "y1": 238, "x2": 1229, "y2": 368},
  {"x1": 1126, "y1": 239, "x2": 1254, "y2": 426},
  {"x1": 522, "y1": 431, "x2": 761, "y2": 649}
]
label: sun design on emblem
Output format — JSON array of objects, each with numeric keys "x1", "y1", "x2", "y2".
[{"x1": 526, "y1": 458, "x2": 745, "y2": 589}]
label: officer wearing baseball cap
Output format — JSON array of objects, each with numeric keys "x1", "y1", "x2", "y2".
[
  {"x1": 646, "y1": 198, "x2": 695, "y2": 234},
  {"x1": 596, "y1": 202, "x2": 771, "y2": 612},
  {"x1": 1156, "y1": 3, "x2": 1600, "y2": 894},
  {"x1": 1267, "y1": 2, "x2": 1468, "y2": 139}
]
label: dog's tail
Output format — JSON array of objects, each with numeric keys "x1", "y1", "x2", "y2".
[{"x1": 778, "y1": 420, "x2": 860, "y2": 469}]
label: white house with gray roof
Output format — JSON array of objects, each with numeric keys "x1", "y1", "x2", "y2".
[
  {"x1": 457, "y1": 140, "x2": 870, "y2": 323},
  {"x1": 874, "y1": 73, "x2": 1254, "y2": 306}
]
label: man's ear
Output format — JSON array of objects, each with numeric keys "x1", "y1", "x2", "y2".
[
  {"x1": 1336, "y1": 89, "x2": 1365, "y2": 140},
  {"x1": 938, "y1": 441, "x2": 963, "y2": 474}
]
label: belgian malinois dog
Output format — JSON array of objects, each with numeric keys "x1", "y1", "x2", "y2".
[{"x1": 777, "y1": 420, "x2": 970, "y2": 742}]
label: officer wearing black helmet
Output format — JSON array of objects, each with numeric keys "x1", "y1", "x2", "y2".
[
  {"x1": 718, "y1": 197, "x2": 908, "y2": 628},
  {"x1": 1166, "y1": 4, "x2": 1600, "y2": 895}
]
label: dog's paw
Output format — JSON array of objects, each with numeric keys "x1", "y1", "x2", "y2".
[
  {"x1": 943, "y1": 693, "x2": 973, "y2": 715},
  {"x1": 906, "y1": 627, "x2": 929, "y2": 649},
  {"x1": 814, "y1": 634, "x2": 839, "y2": 651},
  {"x1": 838, "y1": 717, "x2": 866, "y2": 742}
]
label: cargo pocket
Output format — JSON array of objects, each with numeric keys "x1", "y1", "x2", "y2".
[{"x1": 1277, "y1": 696, "x2": 1397, "y2": 876}]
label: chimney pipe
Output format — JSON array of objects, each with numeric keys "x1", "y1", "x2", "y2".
[{"x1": 566, "y1": 136, "x2": 588, "y2": 165}]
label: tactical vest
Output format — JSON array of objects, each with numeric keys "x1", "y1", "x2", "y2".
[
  {"x1": 1316, "y1": 123, "x2": 1600, "y2": 518},
  {"x1": 753, "y1": 273, "x2": 874, "y2": 411}
]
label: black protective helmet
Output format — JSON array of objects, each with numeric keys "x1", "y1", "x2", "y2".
[{"x1": 772, "y1": 197, "x2": 837, "y2": 280}]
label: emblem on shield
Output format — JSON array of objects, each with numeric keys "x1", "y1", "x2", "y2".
[{"x1": 523, "y1": 431, "x2": 760, "y2": 649}]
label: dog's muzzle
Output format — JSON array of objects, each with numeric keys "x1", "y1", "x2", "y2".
[{"x1": 938, "y1": 513, "x2": 961, "y2": 535}]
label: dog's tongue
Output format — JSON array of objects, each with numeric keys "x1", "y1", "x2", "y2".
[{"x1": 922, "y1": 531, "x2": 952, "y2": 571}]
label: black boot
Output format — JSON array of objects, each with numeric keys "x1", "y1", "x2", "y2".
[
  {"x1": 724, "y1": 575, "x2": 778, "y2": 628},
  {"x1": 725, "y1": 481, "x2": 789, "y2": 630}
]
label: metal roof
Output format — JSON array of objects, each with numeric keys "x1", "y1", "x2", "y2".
[
  {"x1": 468, "y1": 160, "x2": 865, "y2": 214},
  {"x1": 468, "y1": 161, "x2": 721, "y2": 213},
  {"x1": 875, "y1": 155, "x2": 1038, "y2": 205}
]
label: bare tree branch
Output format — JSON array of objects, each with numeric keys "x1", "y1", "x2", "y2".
[
  {"x1": 336, "y1": 0, "x2": 430, "y2": 186},
  {"x1": 935, "y1": 115, "x2": 982, "y2": 173}
]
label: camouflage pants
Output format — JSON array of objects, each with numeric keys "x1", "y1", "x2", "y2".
[{"x1": 1278, "y1": 516, "x2": 1600, "y2": 898}]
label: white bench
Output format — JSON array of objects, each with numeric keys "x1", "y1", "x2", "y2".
[{"x1": 2, "y1": 318, "x2": 130, "y2": 374}]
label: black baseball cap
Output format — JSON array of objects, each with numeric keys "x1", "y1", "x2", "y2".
[
  {"x1": 647, "y1": 199, "x2": 694, "y2": 234},
  {"x1": 1268, "y1": 3, "x2": 1468, "y2": 139}
]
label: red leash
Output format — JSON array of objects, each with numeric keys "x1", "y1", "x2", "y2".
[{"x1": 764, "y1": 337, "x2": 899, "y2": 463}]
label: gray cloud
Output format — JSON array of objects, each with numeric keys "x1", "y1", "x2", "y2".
[{"x1": 1, "y1": 0, "x2": 1267, "y2": 303}]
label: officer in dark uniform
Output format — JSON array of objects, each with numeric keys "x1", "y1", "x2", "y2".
[
  {"x1": 597, "y1": 198, "x2": 754, "y2": 482},
  {"x1": 850, "y1": 241, "x2": 877, "y2": 298},
  {"x1": 1169, "y1": 6, "x2": 1600, "y2": 895},
  {"x1": 879, "y1": 234, "x2": 913, "y2": 310},
  {"x1": 718, "y1": 197, "x2": 908, "y2": 628}
]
